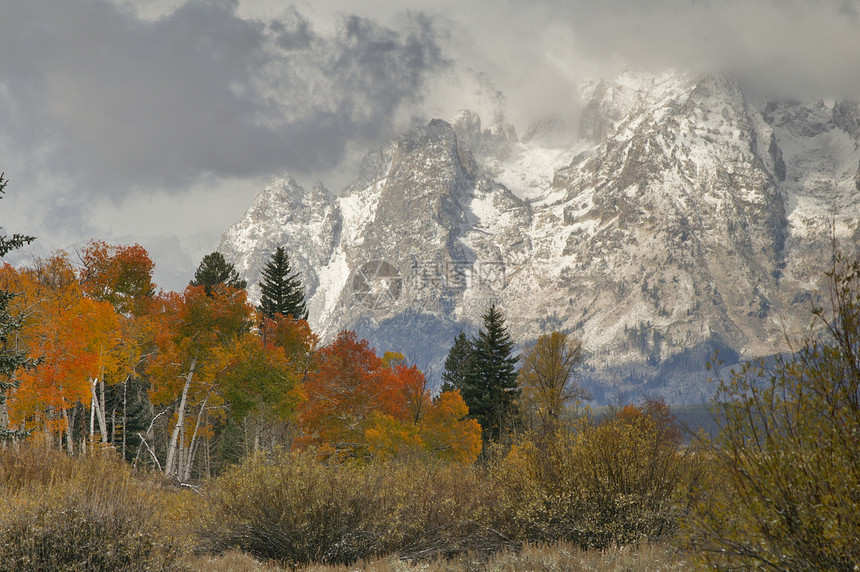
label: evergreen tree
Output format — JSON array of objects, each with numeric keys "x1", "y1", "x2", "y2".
[
  {"x1": 258, "y1": 246, "x2": 307, "y2": 320},
  {"x1": 440, "y1": 330, "x2": 474, "y2": 393},
  {"x1": 0, "y1": 173, "x2": 37, "y2": 440},
  {"x1": 190, "y1": 251, "x2": 246, "y2": 295},
  {"x1": 461, "y1": 305, "x2": 520, "y2": 442}
]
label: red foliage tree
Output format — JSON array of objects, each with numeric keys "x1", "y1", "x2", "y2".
[
  {"x1": 79, "y1": 240, "x2": 155, "y2": 316},
  {"x1": 296, "y1": 331, "x2": 407, "y2": 455}
]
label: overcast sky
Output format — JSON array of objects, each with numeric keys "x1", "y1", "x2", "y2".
[{"x1": 1, "y1": 0, "x2": 859, "y2": 290}]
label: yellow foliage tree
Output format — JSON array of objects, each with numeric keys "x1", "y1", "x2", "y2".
[
  {"x1": 365, "y1": 389, "x2": 482, "y2": 463},
  {"x1": 517, "y1": 331, "x2": 589, "y2": 434}
]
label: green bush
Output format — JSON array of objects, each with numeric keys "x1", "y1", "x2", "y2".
[{"x1": 0, "y1": 446, "x2": 183, "y2": 571}]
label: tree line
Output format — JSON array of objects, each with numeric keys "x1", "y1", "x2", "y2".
[
  {"x1": 0, "y1": 177, "x2": 592, "y2": 474},
  {"x1": 0, "y1": 226, "x2": 482, "y2": 475}
]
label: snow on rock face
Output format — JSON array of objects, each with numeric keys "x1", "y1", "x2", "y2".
[
  {"x1": 219, "y1": 71, "x2": 860, "y2": 404},
  {"x1": 218, "y1": 177, "x2": 339, "y2": 305}
]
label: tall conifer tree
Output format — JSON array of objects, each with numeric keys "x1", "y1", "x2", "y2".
[
  {"x1": 440, "y1": 330, "x2": 473, "y2": 393},
  {"x1": 462, "y1": 304, "x2": 520, "y2": 442},
  {"x1": 190, "y1": 251, "x2": 246, "y2": 295},
  {"x1": 0, "y1": 173, "x2": 37, "y2": 440},
  {"x1": 258, "y1": 246, "x2": 308, "y2": 320}
]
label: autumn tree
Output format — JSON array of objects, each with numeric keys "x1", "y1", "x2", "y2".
[
  {"x1": 365, "y1": 387, "x2": 483, "y2": 463},
  {"x1": 7, "y1": 254, "x2": 119, "y2": 451},
  {"x1": 220, "y1": 316, "x2": 315, "y2": 461},
  {"x1": 518, "y1": 331, "x2": 589, "y2": 434},
  {"x1": 0, "y1": 173, "x2": 36, "y2": 440},
  {"x1": 258, "y1": 246, "x2": 307, "y2": 320},
  {"x1": 417, "y1": 389, "x2": 482, "y2": 462},
  {"x1": 297, "y1": 330, "x2": 480, "y2": 462},
  {"x1": 395, "y1": 362, "x2": 429, "y2": 424},
  {"x1": 381, "y1": 351, "x2": 407, "y2": 369},
  {"x1": 78, "y1": 240, "x2": 158, "y2": 458},
  {"x1": 190, "y1": 251, "x2": 246, "y2": 295},
  {"x1": 685, "y1": 251, "x2": 860, "y2": 569},
  {"x1": 462, "y1": 305, "x2": 520, "y2": 442},
  {"x1": 296, "y1": 331, "x2": 405, "y2": 456},
  {"x1": 147, "y1": 284, "x2": 253, "y2": 480},
  {"x1": 0, "y1": 270, "x2": 35, "y2": 441},
  {"x1": 440, "y1": 330, "x2": 473, "y2": 393},
  {"x1": 79, "y1": 240, "x2": 155, "y2": 316}
]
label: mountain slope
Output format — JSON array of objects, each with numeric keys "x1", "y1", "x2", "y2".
[{"x1": 219, "y1": 71, "x2": 860, "y2": 404}]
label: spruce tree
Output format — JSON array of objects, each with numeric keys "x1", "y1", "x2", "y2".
[
  {"x1": 462, "y1": 304, "x2": 520, "y2": 442},
  {"x1": 0, "y1": 173, "x2": 37, "y2": 440},
  {"x1": 190, "y1": 251, "x2": 246, "y2": 295},
  {"x1": 440, "y1": 330, "x2": 474, "y2": 393},
  {"x1": 258, "y1": 246, "x2": 308, "y2": 320}
]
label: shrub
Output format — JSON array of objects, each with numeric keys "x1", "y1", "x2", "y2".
[
  {"x1": 0, "y1": 446, "x2": 183, "y2": 571},
  {"x1": 682, "y1": 253, "x2": 860, "y2": 570},
  {"x1": 492, "y1": 401, "x2": 691, "y2": 549},
  {"x1": 196, "y1": 450, "x2": 507, "y2": 566}
]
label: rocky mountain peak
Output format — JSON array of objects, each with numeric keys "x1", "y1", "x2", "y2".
[
  {"x1": 220, "y1": 71, "x2": 860, "y2": 404},
  {"x1": 362, "y1": 119, "x2": 476, "y2": 260},
  {"x1": 452, "y1": 109, "x2": 519, "y2": 160}
]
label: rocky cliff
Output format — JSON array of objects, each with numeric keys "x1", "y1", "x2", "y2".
[{"x1": 219, "y1": 71, "x2": 860, "y2": 404}]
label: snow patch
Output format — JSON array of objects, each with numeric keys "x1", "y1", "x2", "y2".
[{"x1": 311, "y1": 249, "x2": 350, "y2": 335}]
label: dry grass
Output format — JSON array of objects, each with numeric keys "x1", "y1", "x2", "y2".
[
  {"x1": 0, "y1": 413, "x2": 695, "y2": 571},
  {"x1": 180, "y1": 549, "x2": 287, "y2": 571},
  {"x1": 180, "y1": 543, "x2": 687, "y2": 572},
  {"x1": 0, "y1": 444, "x2": 187, "y2": 571}
]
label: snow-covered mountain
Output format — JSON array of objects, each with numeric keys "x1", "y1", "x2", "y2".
[{"x1": 219, "y1": 71, "x2": 860, "y2": 404}]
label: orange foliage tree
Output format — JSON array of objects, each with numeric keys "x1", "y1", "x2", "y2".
[
  {"x1": 297, "y1": 330, "x2": 481, "y2": 462},
  {"x1": 259, "y1": 313, "x2": 317, "y2": 376},
  {"x1": 79, "y1": 240, "x2": 155, "y2": 316},
  {"x1": 147, "y1": 284, "x2": 253, "y2": 479},
  {"x1": 5, "y1": 253, "x2": 123, "y2": 451},
  {"x1": 296, "y1": 331, "x2": 404, "y2": 455},
  {"x1": 77, "y1": 242, "x2": 157, "y2": 452}
]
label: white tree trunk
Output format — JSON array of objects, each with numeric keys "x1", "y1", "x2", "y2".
[
  {"x1": 62, "y1": 407, "x2": 74, "y2": 454},
  {"x1": 99, "y1": 372, "x2": 107, "y2": 442},
  {"x1": 183, "y1": 386, "x2": 214, "y2": 482},
  {"x1": 90, "y1": 379, "x2": 109, "y2": 444},
  {"x1": 165, "y1": 357, "x2": 196, "y2": 478},
  {"x1": 90, "y1": 384, "x2": 96, "y2": 446}
]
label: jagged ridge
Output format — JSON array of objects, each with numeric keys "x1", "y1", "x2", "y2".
[{"x1": 219, "y1": 71, "x2": 860, "y2": 404}]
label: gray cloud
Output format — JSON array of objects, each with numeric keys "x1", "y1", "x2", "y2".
[
  {"x1": 399, "y1": 0, "x2": 860, "y2": 138},
  {"x1": 2, "y1": 0, "x2": 859, "y2": 272},
  {"x1": 0, "y1": 0, "x2": 447, "y2": 203},
  {"x1": 254, "y1": 10, "x2": 448, "y2": 171},
  {"x1": 531, "y1": 0, "x2": 860, "y2": 101}
]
